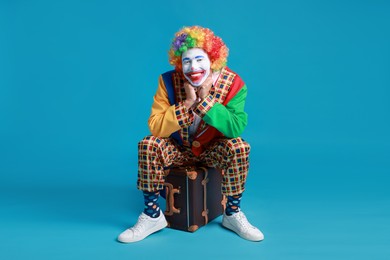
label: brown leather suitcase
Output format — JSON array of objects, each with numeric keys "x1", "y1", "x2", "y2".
[{"x1": 163, "y1": 167, "x2": 226, "y2": 232}]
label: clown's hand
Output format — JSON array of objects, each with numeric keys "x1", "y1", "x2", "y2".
[
  {"x1": 198, "y1": 74, "x2": 213, "y2": 100},
  {"x1": 184, "y1": 81, "x2": 197, "y2": 109}
]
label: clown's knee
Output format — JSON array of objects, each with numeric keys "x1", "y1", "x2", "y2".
[
  {"x1": 138, "y1": 135, "x2": 168, "y2": 154},
  {"x1": 224, "y1": 137, "x2": 251, "y2": 157}
]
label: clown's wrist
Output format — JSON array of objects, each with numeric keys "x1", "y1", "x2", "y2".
[{"x1": 184, "y1": 99, "x2": 196, "y2": 109}]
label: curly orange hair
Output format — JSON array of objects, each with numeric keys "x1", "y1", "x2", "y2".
[{"x1": 168, "y1": 26, "x2": 229, "y2": 72}]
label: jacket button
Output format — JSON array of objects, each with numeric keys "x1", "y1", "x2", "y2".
[{"x1": 192, "y1": 141, "x2": 201, "y2": 148}]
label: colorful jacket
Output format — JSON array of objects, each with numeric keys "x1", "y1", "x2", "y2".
[{"x1": 148, "y1": 67, "x2": 248, "y2": 156}]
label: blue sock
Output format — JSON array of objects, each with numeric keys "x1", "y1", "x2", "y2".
[
  {"x1": 143, "y1": 191, "x2": 161, "y2": 218},
  {"x1": 225, "y1": 194, "x2": 242, "y2": 216}
]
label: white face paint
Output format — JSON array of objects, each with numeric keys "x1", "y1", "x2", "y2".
[{"x1": 181, "y1": 48, "x2": 211, "y2": 87}]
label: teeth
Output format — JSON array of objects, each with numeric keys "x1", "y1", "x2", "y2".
[{"x1": 192, "y1": 73, "x2": 201, "y2": 77}]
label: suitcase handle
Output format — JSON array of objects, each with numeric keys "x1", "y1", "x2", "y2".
[
  {"x1": 164, "y1": 182, "x2": 181, "y2": 216},
  {"x1": 200, "y1": 167, "x2": 209, "y2": 225}
]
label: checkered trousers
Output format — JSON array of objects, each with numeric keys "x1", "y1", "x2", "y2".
[{"x1": 137, "y1": 135, "x2": 250, "y2": 196}]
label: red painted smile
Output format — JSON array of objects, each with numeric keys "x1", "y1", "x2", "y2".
[{"x1": 185, "y1": 70, "x2": 206, "y2": 83}]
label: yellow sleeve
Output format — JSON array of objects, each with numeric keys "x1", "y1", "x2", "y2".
[{"x1": 148, "y1": 75, "x2": 194, "y2": 137}]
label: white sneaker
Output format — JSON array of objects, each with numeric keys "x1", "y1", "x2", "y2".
[
  {"x1": 222, "y1": 211, "x2": 264, "y2": 241},
  {"x1": 118, "y1": 211, "x2": 167, "y2": 243}
]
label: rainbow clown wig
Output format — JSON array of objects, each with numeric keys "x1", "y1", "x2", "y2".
[{"x1": 168, "y1": 26, "x2": 229, "y2": 72}]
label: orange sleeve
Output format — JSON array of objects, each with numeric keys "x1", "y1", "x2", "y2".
[{"x1": 148, "y1": 75, "x2": 193, "y2": 137}]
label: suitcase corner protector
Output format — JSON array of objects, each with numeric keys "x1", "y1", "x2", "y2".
[{"x1": 188, "y1": 225, "x2": 199, "y2": 232}]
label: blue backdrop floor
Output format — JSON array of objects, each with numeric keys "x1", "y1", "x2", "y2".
[{"x1": 1, "y1": 143, "x2": 389, "y2": 260}]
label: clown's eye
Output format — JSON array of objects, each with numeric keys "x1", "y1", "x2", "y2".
[{"x1": 197, "y1": 58, "x2": 203, "y2": 62}]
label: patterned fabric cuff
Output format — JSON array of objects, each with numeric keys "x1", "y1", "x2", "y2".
[
  {"x1": 175, "y1": 102, "x2": 194, "y2": 127},
  {"x1": 194, "y1": 95, "x2": 218, "y2": 118}
]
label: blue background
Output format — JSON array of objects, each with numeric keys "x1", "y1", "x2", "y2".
[{"x1": 1, "y1": 0, "x2": 389, "y2": 259}]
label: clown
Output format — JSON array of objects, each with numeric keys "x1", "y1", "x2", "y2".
[{"x1": 118, "y1": 26, "x2": 264, "y2": 242}]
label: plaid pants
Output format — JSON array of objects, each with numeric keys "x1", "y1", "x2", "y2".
[{"x1": 137, "y1": 135, "x2": 250, "y2": 196}]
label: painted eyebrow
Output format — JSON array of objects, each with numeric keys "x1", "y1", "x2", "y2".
[{"x1": 182, "y1": 55, "x2": 205, "y2": 62}]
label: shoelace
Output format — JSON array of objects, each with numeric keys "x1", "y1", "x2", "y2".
[
  {"x1": 235, "y1": 211, "x2": 255, "y2": 230},
  {"x1": 131, "y1": 214, "x2": 148, "y2": 235}
]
